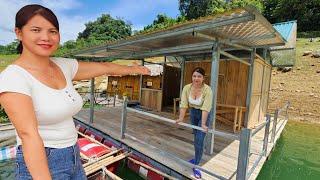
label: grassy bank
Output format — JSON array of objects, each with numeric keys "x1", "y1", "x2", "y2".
[
  {"x1": 0, "y1": 54, "x2": 18, "y2": 71},
  {"x1": 268, "y1": 38, "x2": 320, "y2": 123}
]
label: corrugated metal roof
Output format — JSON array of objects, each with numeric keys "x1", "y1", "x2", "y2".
[
  {"x1": 272, "y1": 21, "x2": 296, "y2": 41},
  {"x1": 74, "y1": 6, "x2": 286, "y2": 60}
]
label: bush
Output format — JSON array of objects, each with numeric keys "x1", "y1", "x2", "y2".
[
  {"x1": 297, "y1": 31, "x2": 320, "y2": 38},
  {"x1": 0, "y1": 106, "x2": 9, "y2": 123}
]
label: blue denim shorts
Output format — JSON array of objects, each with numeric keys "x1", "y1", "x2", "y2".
[{"x1": 15, "y1": 144, "x2": 87, "y2": 180}]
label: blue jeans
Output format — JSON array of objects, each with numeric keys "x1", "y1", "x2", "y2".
[
  {"x1": 15, "y1": 144, "x2": 86, "y2": 180},
  {"x1": 190, "y1": 108, "x2": 211, "y2": 165}
]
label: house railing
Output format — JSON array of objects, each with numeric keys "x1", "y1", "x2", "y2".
[
  {"x1": 237, "y1": 101, "x2": 290, "y2": 180},
  {"x1": 120, "y1": 97, "x2": 290, "y2": 180}
]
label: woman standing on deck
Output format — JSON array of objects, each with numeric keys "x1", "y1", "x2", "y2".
[
  {"x1": 176, "y1": 67, "x2": 212, "y2": 179},
  {"x1": 0, "y1": 4, "x2": 150, "y2": 180}
]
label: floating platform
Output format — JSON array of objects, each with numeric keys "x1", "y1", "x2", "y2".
[{"x1": 74, "y1": 107, "x2": 287, "y2": 180}]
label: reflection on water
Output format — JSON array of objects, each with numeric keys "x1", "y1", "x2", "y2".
[
  {"x1": 0, "y1": 159, "x2": 15, "y2": 180},
  {"x1": 257, "y1": 121, "x2": 320, "y2": 180},
  {"x1": 0, "y1": 158, "x2": 143, "y2": 180}
]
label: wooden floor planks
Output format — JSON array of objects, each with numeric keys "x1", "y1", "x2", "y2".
[{"x1": 75, "y1": 107, "x2": 286, "y2": 180}]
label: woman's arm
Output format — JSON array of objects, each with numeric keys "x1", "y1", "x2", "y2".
[
  {"x1": 0, "y1": 93, "x2": 51, "y2": 180},
  {"x1": 177, "y1": 108, "x2": 187, "y2": 123},
  {"x1": 73, "y1": 61, "x2": 150, "y2": 81},
  {"x1": 201, "y1": 110, "x2": 209, "y2": 132},
  {"x1": 200, "y1": 85, "x2": 212, "y2": 132},
  {"x1": 176, "y1": 85, "x2": 189, "y2": 123}
]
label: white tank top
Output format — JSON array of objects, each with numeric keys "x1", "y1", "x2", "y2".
[
  {"x1": 188, "y1": 95, "x2": 203, "y2": 106},
  {"x1": 0, "y1": 57, "x2": 83, "y2": 148}
]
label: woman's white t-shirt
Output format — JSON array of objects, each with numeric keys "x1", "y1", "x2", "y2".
[{"x1": 0, "y1": 57, "x2": 83, "y2": 148}]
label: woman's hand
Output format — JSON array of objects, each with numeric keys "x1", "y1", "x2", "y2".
[
  {"x1": 201, "y1": 124, "x2": 208, "y2": 132},
  {"x1": 176, "y1": 118, "x2": 184, "y2": 124}
]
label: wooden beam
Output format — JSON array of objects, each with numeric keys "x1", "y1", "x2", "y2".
[
  {"x1": 220, "y1": 51, "x2": 251, "y2": 66},
  {"x1": 89, "y1": 77, "x2": 95, "y2": 124},
  {"x1": 139, "y1": 59, "x2": 144, "y2": 102},
  {"x1": 244, "y1": 49, "x2": 256, "y2": 128}
]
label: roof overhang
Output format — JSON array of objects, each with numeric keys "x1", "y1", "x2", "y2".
[{"x1": 73, "y1": 6, "x2": 286, "y2": 60}]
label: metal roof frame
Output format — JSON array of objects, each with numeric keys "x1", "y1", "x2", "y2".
[
  {"x1": 73, "y1": 6, "x2": 285, "y2": 60},
  {"x1": 81, "y1": 6, "x2": 285, "y2": 156}
]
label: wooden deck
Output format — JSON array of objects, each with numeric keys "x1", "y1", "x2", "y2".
[{"x1": 75, "y1": 107, "x2": 286, "y2": 180}]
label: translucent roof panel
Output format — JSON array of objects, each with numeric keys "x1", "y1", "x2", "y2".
[
  {"x1": 74, "y1": 6, "x2": 285, "y2": 60},
  {"x1": 272, "y1": 21, "x2": 296, "y2": 41}
]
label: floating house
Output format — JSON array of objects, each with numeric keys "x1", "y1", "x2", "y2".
[{"x1": 73, "y1": 6, "x2": 290, "y2": 180}]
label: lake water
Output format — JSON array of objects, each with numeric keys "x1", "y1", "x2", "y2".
[
  {"x1": 257, "y1": 121, "x2": 320, "y2": 180},
  {"x1": 0, "y1": 159, "x2": 14, "y2": 180},
  {"x1": 0, "y1": 159, "x2": 142, "y2": 180}
]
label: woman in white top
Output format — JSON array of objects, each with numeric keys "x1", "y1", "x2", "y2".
[
  {"x1": 176, "y1": 67, "x2": 213, "y2": 179},
  {"x1": 0, "y1": 4, "x2": 149, "y2": 180}
]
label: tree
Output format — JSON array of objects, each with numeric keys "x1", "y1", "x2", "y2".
[
  {"x1": 0, "y1": 45, "x2": 5, "y2": 54},
  {"x1": 0, "y1": 105, "x2": 9, "y2": 123},
  {"x1": 179, "y1": 0, "x2": 264, "y2": 20},
  {"x1": 55, "y1": 14, "x2": 132, "y2": 57},
  {"x1": 0, "y1": 40, "x2": 19, "y2": 55},
  {"x1": 262, "y1": 0, "x2": 320, "y2": 32},
  {"x1": 262, "y1": 0, "x2": 280, "y2": 23},
  {"x1": 179, "y1": 0, "x2": 225, "y2": 20},
  {"x1": 227, "y1": 0, "x2": 264, "y2": 12},
  {"x1": 77, "y1": 14, "x2": 132, "y2": 42},
  {"x1": 140, "y1": 14, "x2": 185, "y2": 33}
]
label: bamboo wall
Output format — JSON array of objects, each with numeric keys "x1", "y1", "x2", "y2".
[
  {"x1": 140, "y1": 75, "x2": 162, "y2": 110},
  {"x1": 184, "y1": 59, "x2": 249, "y2": 129},
  {"x1": 184, "y1": 60, "x2": 248, "y2": 107},
  {"x1": 140, "y1": 65, "x2": 181, "y2": 111},
  {"x1": 140, "y1": 89, "x2": 162, "y2": 111},
  {"x1": 107, "y1": 76, "x2": 140, "y2": 101},
  {"x1": 184, "y1": 57, "x2": 271, "y2": 129},
  {"x1": 247, "y1": 57, "x2": 272, "y2": 128},
  {"x1": 142, "y1": 75, "x2": 162, "y2": 89},
  {"x1": 106, "y1": 74, "x2": 163, "y2": 101}
]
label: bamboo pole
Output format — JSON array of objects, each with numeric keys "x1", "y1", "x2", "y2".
[
  {"x1": 83, "y1": 149, "x2": 122, "y2": 168},
  {"x1": 85, "y1": 156, "x2": 114, "y2": 172},
  {"x1": 80, "y1": 152, "x2": 89, "y2": 160},
  {"x1": 238, "y1": 108, "x2": 243, "y2": 131},
  {"x1": 85, "y1": 153, "x2": 128, "y2": 172},
  {"x1": 87, "y1": 159, "x2": 123, "y2": 180},
  {"x1": 0, "y1": 125, "x2": 14, "y2": 131},
  {"x1": 102, "y1": 169, "x2": 123, "y2": 180},
  {"x1": 77, "y1": 131, "x2": 111, "y2": 150},
  {"x1": 233, "y1": 107, "x2": 239, "y2": 133},
  {"x1": 0, "y1": 137, "x2": 16, "y2": 147},
  {"x1": 85, "y1": 153, "x2": 128, "y2": 175},
  {"x1": 128, "y1": 157, "x2": 178, "y2": 180}
]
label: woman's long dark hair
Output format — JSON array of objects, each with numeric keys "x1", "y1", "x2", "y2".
[
  {"x1": 192, "y1": 67, "x2": 205, "y2": 76},
  {"x1": 15, "y1": 4, "x2": 59, "y2": 54}
]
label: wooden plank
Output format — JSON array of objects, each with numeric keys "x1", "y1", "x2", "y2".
[
  {"x1": 183, "y1": 58, "x2": 249, "y2": 132},
  {"x1": 107, "y1": 75, "x2": 141, "y2": 100},
  {"x1": 141, "y1": 89, "x2": 162, "y2": 111},
  {"x1": 162, "y1": 65, "x2": 181, "y2": 107},
  {"x1": 248, "y1": 57, "x2": 265, "y2": 128},
  {"x1": 75, "y1": 108, "x2": 287, "y2": 180}
]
